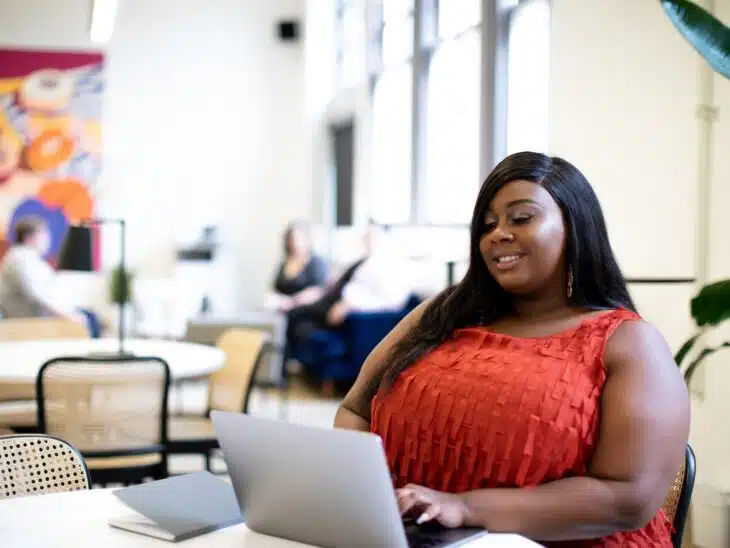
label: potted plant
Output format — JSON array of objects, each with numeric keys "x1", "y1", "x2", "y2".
[
  {"x1": 109, "y1": 264, "x2": 134, "y2": 338},
  {"x1": 109, "y1": 264, "x2": 132, "y2": 306},
  {"x1": 675, "y1": 279, "x2": 730, "y2": 383}
]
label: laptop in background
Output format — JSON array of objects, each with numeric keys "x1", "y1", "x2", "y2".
[{"x1": 211, "y1": 410, "x2": 487, "y2": 548}]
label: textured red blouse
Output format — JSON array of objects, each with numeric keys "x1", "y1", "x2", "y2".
[{"x1": 371, "y1": 308, "x2": 672, "y2": 547}]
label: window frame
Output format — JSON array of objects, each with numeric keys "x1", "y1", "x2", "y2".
[{"x1": 331, "y1": 0, "x2": 546, "y2": 227}]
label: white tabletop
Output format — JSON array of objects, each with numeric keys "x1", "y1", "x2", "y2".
[
  {"x1": 0, "y1": 338, "x2": 225, "y2": 383},
  {"x1": 0, "y1": 489, "x2": 541, "y2": 548}
]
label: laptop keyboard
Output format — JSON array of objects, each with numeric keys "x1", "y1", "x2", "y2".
[
  {"x1": 404, "y1": 522, "x2": 485, "y2": 547},
  {"x1": 406, "y1": 532, "x2": 444, "y2": 547},
  {"x1": 404, "y1": 522, "x2": 452, "y2": 547}
]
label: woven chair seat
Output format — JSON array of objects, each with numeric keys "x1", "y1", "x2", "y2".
[
  {"x1": 0, "y1": 400, "x2": 36, "y2": 428},
  {"x1": 169, "y1": 415, "x2": 216, "y2": 442},
  {"x1": 85, "y1": 452, "x2": 163, "y2": 470},
  {"x1": 37, "y1": 355, "x2": 172, "y2": 485},
  {"x1": 0, "y1": 435, "x2": 90, "y2": 499}
]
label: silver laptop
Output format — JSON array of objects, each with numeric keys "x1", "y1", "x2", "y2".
[{"x1": 211, "y1": 410, "x2": 487, "y2": 548}]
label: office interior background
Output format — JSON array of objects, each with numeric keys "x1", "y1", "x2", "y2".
[{"x1": 1, "y1": 0, "x2": 729, "y2": 544}]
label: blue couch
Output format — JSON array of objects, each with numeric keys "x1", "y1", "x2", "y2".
[{"x1": 292, "y1": 294, "x2": 422, "y2": 385}]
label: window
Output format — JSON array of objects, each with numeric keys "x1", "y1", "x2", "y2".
[
  {"x1": 332, "y1": 0, "x2": 550, "y2": 227},
  {"x1": 368, "y1": 0, "x2": 415, "y2": 224},
  {"x1": 370, "y1": 65, "x2": 413, "y2": 224},
  {"x1": 335, "y1": 0, "x2": 366, "y2": 89},
  {"x1": 437, "y1": 0, "x2": 481, "y2": 39},
  {"x1": 381, "y1": 0, "x2": 414, "y2": 67},
  {"x1": 506, "y1": 0, "x2": 550, "y2": 155},
  {"x1": 422, "y1": 1, "x2": 482, "y2": 224}
]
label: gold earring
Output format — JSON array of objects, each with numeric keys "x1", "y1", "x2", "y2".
[{"x1": 567, "y1": 268, "x2": 574, "y2": 299}]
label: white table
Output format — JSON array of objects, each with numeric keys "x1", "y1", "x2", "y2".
[
  {"x1": 0, "y1": 338, "x2": 225, "y2": 383},
  {"x1": 0, "y1": 489, "x2": 541, "y2": 547}
]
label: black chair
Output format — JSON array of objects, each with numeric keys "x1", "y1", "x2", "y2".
[
  {"x1": 663, "y1": 444, "x2": 696, "y2": 548},
  {"x1": 36, "y1": 355, "x2": 170, "y2": 486}
]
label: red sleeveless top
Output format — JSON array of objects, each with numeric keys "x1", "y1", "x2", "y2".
[{"x1": 371, "y1": 308, "x2": 672, "y2": 547}]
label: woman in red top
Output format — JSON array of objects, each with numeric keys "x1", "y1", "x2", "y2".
[{"x1": 334, "y1": 152, "x2": 690, "y2": 547}]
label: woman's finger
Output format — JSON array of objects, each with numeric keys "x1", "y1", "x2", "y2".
[
  {"x1": 416, "y1": 504, "x2": 440, "y2": 525},
  {"x1": 396, "y1": 489, "x2": 418, "y2": 515}
]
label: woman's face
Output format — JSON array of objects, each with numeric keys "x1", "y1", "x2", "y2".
[
  {"x1": 288, "y1": 227, "x2": 310, "y2": 255},
  {"x1": 479, "y1": 180, "x2": 567, "y2": 295}
]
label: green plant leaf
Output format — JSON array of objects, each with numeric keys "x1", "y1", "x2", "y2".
[
  {"x1": 661, "y1": 0, "x2": 730, "y2": 78},
  {"x1": 690, "y1": 278, "x2": 730, "y2": 326},
  {"x1": 683, "y1": 341, "x2": 730, "y2": 384},
  {"x1": 675, "y1": 333, "x2": 700, "y2": 366},
  {"x1": 109, "y1": 265, "x2": 132, "y2": 304}
]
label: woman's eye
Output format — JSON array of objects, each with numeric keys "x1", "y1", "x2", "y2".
[
  {"x1": 512, "y1": 215, "x2": 532, "y2": 225},
  {"x1": 483, "y1": 221, "x2": 497, "y2": 233}
]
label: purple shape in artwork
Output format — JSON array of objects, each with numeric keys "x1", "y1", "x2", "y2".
[{"x1": 8, "y1": 198, "x2": 69, "y2": 259}]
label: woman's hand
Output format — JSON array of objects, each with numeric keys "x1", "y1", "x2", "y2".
[{"x1": 396, "y1": 484, "x2": 470, "y2": 528}]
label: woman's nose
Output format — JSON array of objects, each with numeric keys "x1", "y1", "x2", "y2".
[{"x1": 489, "y1": 223, "x2": 515, "y2": 243}]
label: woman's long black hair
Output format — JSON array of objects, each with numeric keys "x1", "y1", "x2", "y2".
[{"x1": 370, "y1": 151, "x2": 637, "y2": 397}]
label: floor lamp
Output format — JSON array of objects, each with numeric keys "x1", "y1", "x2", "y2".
[{"x1": 58, "y1": 218, "x2": 132, "y2": 357}]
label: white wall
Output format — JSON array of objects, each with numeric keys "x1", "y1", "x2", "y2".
[{"x1": 0, "y1": 0, "x2": 309, "y2": 314}]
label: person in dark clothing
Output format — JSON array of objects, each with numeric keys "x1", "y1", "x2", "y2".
[
  {"x1": 285, "y1": 258, "x2": 365, "y2": 345},
  {"x1": 285, "y1": 222, "x2": 411, "y2": 349},
  {"x1": 264, "y1": 220, "x2": 329, "y2": 312}
]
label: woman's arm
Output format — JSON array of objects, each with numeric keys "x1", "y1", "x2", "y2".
[
  {"x1": 289, "y1": 256, "x2": 330, "y2": 306},
  {"x1": 403, "y1": 320, "x2": 690, "y2": 541},
  {"x1": 334, "y1": 297, "x2": 433, "y2": 432}
]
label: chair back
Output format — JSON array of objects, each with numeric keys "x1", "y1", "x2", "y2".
[
  {"x1": 36, "y1": 356, "x2": 170, "y2": 459},
  {"x1": 209, "y1": 328, "x2": 266, "y2": 414},
  {"x1": 0, "y1": 317, "x2": 89, "y2": 341},
  {"x1": 663, "y1": 444, "x2": 696, "y2": 548},
  {"x1": 0, "y1": 433, "x2": 90, "y2": 499}
]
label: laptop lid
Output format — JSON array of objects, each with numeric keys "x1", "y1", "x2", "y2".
[{"x1": 211, "y1": 410, "x2": 411, "y2": 548}]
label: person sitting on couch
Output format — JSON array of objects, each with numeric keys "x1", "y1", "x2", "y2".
[
  {"x1": 264, "y1": 220, "x2": 329, "y2": 313},
  {"x1": 286, "y1": 222, "x2": 412, "y2": 349},
  {"x1": 0, "y1": 218, "x2": 93, "y2": 330}
]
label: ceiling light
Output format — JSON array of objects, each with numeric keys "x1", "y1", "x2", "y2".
[{"x1": 90, "y1": 0, "x2": 119, "y2": 44}]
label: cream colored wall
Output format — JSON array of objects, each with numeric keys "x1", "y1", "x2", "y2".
[
  {"x1": 550, "y1": 0, "x2": 729, "y2": 544},
  {"x1": 549, "y1": 0, "x2": 699, "y2": 353}
]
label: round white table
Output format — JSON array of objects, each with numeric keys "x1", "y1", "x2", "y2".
[{"x1": 0, "y1": 338, "x2": 225, "y2": 383}]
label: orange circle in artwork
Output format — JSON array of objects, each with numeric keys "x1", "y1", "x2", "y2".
[
  {"x1": 38, "y1": 179, "x2": 93, "y2": 224},
  {"x1": 25, "y1": 129, "x2": 74, "y2": 173},
  {"x1": 0, "y1": 135, "x2": 20, "y2": 182}
]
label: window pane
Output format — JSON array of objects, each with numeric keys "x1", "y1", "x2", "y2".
[
  {"x1": 339, "y1": 44, "x2": 365, "y2": 88},
  {"x1": 336, "y1": 2, "x2": 366, "y2": 88},
  {"x1": 506, "y1": 0, "x2": 550, "y2": 154},
  {"x1": 424, "y1": 30, "x2": 481, "y2": 224},
  {"x1": 342, "y1": 2, "x2": 361, "y2": 42},
  {"x1": 438, "y1": 0, "x2": 481, "y2": 39},
  {"x1": 382, "y1": 16, "x2": 413, "y2": 65},
  {"x1": 370, "y1": 65, "x2": 413, "y2": 224},
  {"x1": 383, "y1": 0, "x2": 414, "y2": 21}
]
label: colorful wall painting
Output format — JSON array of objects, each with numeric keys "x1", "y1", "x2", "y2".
[{"x1": 0, "y1": 48, "x2": 103, "y2": 266}]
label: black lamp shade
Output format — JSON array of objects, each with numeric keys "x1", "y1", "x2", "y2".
[{"x1": 58, "y1": 225, "x2": 93, "y2": 272}]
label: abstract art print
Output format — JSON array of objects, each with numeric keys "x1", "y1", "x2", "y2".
[{"x1": 0, "y1": 47, "x2": 103, "y2": 265}]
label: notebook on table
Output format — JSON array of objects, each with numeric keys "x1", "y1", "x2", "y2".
[{"x1": 108, "y1": 471, "x2": 243, "y2": 542}]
